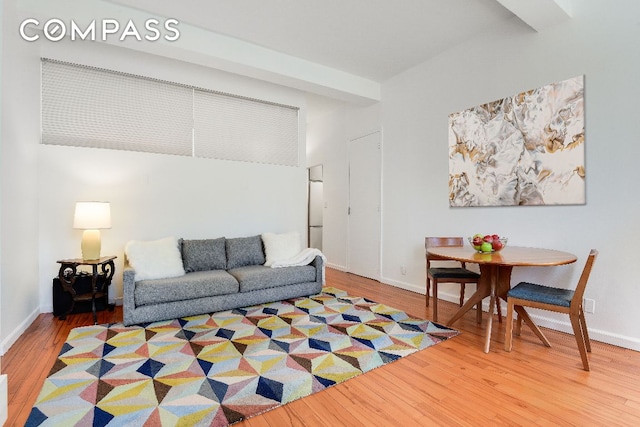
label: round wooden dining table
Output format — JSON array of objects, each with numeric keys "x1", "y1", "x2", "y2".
[{"x1": 426, "y1": 245, "x2": 577, "y2": 353}]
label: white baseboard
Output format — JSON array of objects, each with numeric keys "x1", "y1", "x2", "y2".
[
  {"x1": 523, "y1": 313, "x2": 640, "y2": 352},
  {"x1": 378, "y1": 276, "x2": 640, "y2": 351},
  {"x1": 5, "y1": 294, "x2": 120, "y2": 354},
  {"x1": 379, "y1": 276, "x2": 424, "y2": 294},
  {"x1": 0, "y1": 306, "x2": 40, "y2": 355},
  {"x1": 0, "y1": 375, "x2": 7, "y2": 426},
  {"x1": 326, "y1": 263, "x2": 347, "y2": 272}
]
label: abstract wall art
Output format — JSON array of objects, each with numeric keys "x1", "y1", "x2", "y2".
[{"x1": 448, "y1": 75, "x2": 585, "y2": 207}]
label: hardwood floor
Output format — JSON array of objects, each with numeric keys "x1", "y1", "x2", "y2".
[{"x1": 3, "y1": 268, "x2": 640, "y2": 426}]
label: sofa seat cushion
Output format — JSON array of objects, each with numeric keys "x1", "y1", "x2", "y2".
[
  {"x1": 135, "y1": 270, "x2": 239, "y2": 307},
  {"x1": 228, "y1": 265, "x2": 316, "y2": 293}
]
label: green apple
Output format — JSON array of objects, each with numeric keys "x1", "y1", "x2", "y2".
[{"x1": 480, "y1": 242, "x2": 493, "y2": 253}]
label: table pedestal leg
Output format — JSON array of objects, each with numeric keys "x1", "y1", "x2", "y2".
[
  {"x1": 484, "y1": 265, "x2": 513, "y2": 353},
  {"x1": 446, "y1": 274, "x2": 491, "y2": 327},
  {"x1": 483, "y1": 266, "x2": 498, "y2": 353},
  {"x1": 446, "y1": 263, "x2": 513, "y2": 353}
]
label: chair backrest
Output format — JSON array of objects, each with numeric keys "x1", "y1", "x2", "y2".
[
  {"x1": 571, "y1": 249, "x2": 598, "y2": 312},
  {"x1": 425, "y1": 237, "x2": 464, "y2": 250},
  {"x1": 425, "y1": 237, "x2": 465, "y2": 265}
]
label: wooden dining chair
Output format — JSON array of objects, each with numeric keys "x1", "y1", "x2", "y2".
[
  {"x1": 425, "y1": 237, "x2": 482, "y2": 323},
  {"x1": 504, "y1": 249, "x2": 598, "y2": 371}
]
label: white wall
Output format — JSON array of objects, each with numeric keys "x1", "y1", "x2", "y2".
[
  {"x1": 379, "y1": 0, "x2": 640, "y2": 349},
  {"x1": 0, "y1": 1, "x2": 7, "y2": 422},
  {"x1": 306, "y1": 103, "x2": 380, "y2": 271},
  {"x1": 1, "y1": 0, "x2": 42, "y2": 354},
  {"x1": 1, "y1": 10, "x2": 309, "y2": 352}
]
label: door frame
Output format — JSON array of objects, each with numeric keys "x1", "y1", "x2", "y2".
[
  {"x1": 307, "y1": 164, "x2": 323, "y2": 250},
  {"x1": 347, "y1": 130, "x2": 382, "y2": 280}
]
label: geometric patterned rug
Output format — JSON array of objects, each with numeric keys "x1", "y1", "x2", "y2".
[{"x1": 26, "y1": 287, "x2": 458, "y2": 426}]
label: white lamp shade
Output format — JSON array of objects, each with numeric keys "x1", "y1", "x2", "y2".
[{"x1": 73, "y1": 202, "x2": 112, "y2": 229}]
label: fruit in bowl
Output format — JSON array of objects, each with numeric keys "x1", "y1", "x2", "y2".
[{"x1": 469, "y1": 234, "x2": 508, "y2": 253}]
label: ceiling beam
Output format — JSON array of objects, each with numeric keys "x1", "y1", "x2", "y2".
[
  {"x1": 17, "y1": 0, "x2": 381, "y2": 105},
  {"x1": 495, "y1": 0, "x2": 572, "y2": 32},
  {"x1": 111, "y1": 23, "x2": 381, "y2": 105}
]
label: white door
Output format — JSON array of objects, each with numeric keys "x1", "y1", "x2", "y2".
[{"x1": 348, "y1": 131, "x2": 381, "y2": 280}]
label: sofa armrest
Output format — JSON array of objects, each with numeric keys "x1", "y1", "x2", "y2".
[
  {"x1": 122, "y1": 262, "x2": 137, "y2": 324},
  {"x1": 310, "y1": 255, "x2": 325, "y2": 284}
]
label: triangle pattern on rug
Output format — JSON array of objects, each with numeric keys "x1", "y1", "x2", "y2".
[{"x1": 25, "y1": 287, "x2": 458, "y2": 427}]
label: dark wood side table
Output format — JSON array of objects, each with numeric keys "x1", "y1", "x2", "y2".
[{"x1": 56, "y1": 256, "x2": 117, "y2": 324}]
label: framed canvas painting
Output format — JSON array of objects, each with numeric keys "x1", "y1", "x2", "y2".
[{"x1": 448, "y1": 75, "x2": 585, "y2": 207}]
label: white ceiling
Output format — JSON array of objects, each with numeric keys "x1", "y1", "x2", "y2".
[
  {"x1": 108, "y1": 0, "x2": 516, "y2": 82},
  {"x1": 19, "y1": 0, "x2": 571, "y2": 116}
]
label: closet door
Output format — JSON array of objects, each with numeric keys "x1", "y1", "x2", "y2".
[{"x1": 348, "y1": 131, "x2": 381, "y2": 280}]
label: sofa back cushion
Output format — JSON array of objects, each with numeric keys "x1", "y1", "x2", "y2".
[
  {"x1": 182, "y1": 237, "x2": 227, "y2": 272},
  {"x1": 226, "y1": 235, "x2": 265, "y2": 269}
]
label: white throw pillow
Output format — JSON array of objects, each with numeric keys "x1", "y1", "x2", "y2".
[
  {"x1": 262, "y1": 232, "x2": 301, "y2": 267},
  {"x1": 125, "y1": 236, "x2": 185, "y2": 281}
]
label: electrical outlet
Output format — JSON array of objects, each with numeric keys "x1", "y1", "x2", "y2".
[
  {"x1": 583, "y1": 298, "x2": 595, "y2": 314},
  {"x1": 400, "y1": 265, "x2": 406, "y2": 275}
]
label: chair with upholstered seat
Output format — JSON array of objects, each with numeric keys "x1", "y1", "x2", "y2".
[
  {"x1": 425, "y1": 237, "x2": 484, "y2": 323},
  {"x1": 504, "y1": 249, "x2": 598, "y2": 371}
]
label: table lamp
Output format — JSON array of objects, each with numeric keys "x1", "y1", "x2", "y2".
[{"x1": 73, "y1": 201, "x2": 111, "y2": 260}]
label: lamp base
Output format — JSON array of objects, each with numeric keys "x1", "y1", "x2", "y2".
[{"x1": 81, "y1": 229, "x2": 102, "y2": 260}]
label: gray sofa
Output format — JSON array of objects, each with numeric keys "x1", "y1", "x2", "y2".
[{"x1": 123, "y1": 235, "x2": 323, "y2": 326}]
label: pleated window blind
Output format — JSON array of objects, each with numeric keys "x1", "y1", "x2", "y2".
[
  {"x1": 194, "y1": 90, "x2": 299, "y2": 166},
  {"x1": 41, "y1": 59, "x2": 299, "y2": 166},
  {"x1": 41, "y1": 59, "x2": 193, "y2": 156}
]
